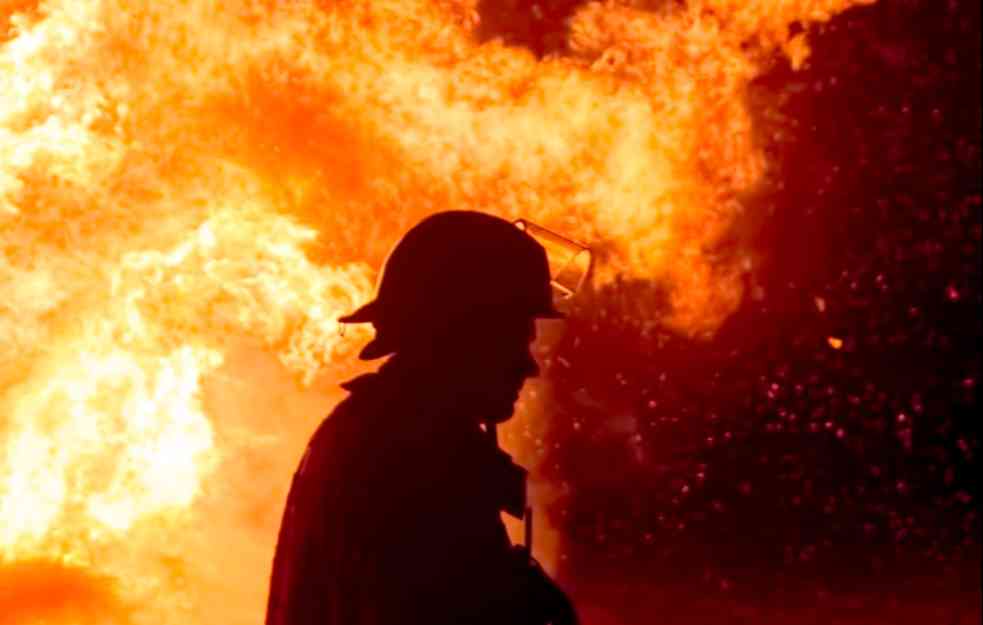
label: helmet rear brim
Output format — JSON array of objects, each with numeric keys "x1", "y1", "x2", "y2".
[
  {"x1": 340, "y1": 300, "x2": 565, "y2": 361},
  {"x1": 339, "y1": 299, "x2": 563, "y2": 326},
  {"x1": 357, "y1": 336, "x2": 397, "y2": 360}
]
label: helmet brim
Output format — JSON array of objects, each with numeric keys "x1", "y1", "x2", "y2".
[
  {"x1": 340, "y1": 300, "x2": 565, "y2": 361},
  {"x1": 339, "y1": 299, "x2": 563, "y2": 326},
  {"x1": 338, "y1": 301, "x2": 379, "y2": 324}
]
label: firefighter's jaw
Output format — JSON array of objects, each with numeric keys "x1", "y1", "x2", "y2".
[{"x1": 458, "y1": 363, "x2": 534, "y2": 425}]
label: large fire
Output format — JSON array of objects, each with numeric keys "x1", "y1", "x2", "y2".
[{"x1": 1, "y1": 1, "x2": 871, "y2": 623}]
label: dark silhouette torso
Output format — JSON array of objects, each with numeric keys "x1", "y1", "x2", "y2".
[{"x1": 266, "y1": 361, "x2": 526, "y2": 625}]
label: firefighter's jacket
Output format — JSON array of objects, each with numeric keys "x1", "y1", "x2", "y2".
[{"x1": 265, "y1": 359, "x2": 529, "y2": 625}]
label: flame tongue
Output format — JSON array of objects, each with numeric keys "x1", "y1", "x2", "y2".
[
  {"x1": 1, "y1": 0, "x2": 871, "y2": 622},
  {"x1": 1, "y1": 345, "x2": 221, "y2": 551}
]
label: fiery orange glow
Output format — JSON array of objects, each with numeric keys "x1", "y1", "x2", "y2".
[{"x1": 1, "y1": 0, "x2": 871, "y2": 622}]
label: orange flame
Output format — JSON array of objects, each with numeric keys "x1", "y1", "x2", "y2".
[{"x1": 1, "y1": 0, "x2": 872, "y2": 622}]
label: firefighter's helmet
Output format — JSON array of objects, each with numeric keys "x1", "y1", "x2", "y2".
[{"x1": 339, "y1": 211, "x2": 562, "y2": 360}]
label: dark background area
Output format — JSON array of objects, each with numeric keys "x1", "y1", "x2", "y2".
[{"x1": 526, "y1": 0, "x2": 980, "y2": 622}]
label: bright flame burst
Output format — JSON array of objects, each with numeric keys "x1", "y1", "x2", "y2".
[{"x1": 0, "y1": 0, "x2": 870, "y2": 623}]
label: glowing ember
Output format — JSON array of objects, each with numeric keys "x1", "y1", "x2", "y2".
[{"x1": 0, "y1": 0, "x2": 872, "y2": 622}]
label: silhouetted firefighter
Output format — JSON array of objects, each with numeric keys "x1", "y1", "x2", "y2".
[{"x1": 265, "y1": 211, "x2": 578, "y2": 625}]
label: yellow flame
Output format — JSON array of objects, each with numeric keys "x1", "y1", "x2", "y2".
[{"x1": 1, "y1": 345, "x2": 222, "y2": 555}]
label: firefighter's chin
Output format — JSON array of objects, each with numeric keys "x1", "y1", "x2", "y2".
[{"x1": 484, "y1": 391, "x2": 520, "y2": 425}]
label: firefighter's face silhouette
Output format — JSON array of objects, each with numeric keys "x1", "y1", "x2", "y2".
[{"x1": 450, "y1": 314, "x2": 540, "y2": 425}]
